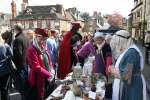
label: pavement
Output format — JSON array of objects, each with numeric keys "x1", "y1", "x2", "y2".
[
  {"x1": 143, "y1": 63, "x2": 150, "y2": 99},
  {"x1": 136, "y1": 42, "x2": 150, "y2": 99}
]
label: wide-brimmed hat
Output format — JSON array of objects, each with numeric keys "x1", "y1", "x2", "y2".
[
  {"x1": 94, "y1": 32, "x2": 105, "y2": 39},
  {"x1": 115, "y1": 30, "x2": 131, "y2": 39},
  {"x1": 35, "y1": 28, "x2": 49, "y2": 37}
]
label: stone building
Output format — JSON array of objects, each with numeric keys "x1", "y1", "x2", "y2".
[
  {"x1": 146, "y1": 0, "x2": 150, "y2": 31},
  {"x1": 10, "y1": 0, "x2": 76, "y2": 32},
  {"x1": 130, "y1": 0, "x2": 145, "y2": 40},
  {"x1": 0, "y1": 12, "x2": 12, "y2": 33},
  {"x1": 65, "y1": 7, "x2": 85, "y2": 29}
]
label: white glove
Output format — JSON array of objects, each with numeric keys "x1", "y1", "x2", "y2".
[
  {"x1": 51, "y1": 69, "x2": 55, "y2": 75},
  {"x1": 48, "y1": 74, "x2": 54, "y2": 82}
]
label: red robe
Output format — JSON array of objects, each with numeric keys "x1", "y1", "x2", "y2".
[
  {"x1": 27, "y1": 45, "x2": 54, "y2": 100},
  {"x1": 57, "y1": 31, "x2": 73, "y2": 79}
]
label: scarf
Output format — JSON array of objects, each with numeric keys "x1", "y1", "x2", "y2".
[
  {"x1": 96, "y1": 41, "x2": 105, "y2": 54},
  {"x1": 33, "y1": 37, "x2": 50, "y2": 71}
]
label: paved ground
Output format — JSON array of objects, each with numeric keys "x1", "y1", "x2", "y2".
[
  {"x1": 137, "y1": 43, "x2": 150, "y2": 99},
  {"x1": 143, "y1": 63, "x2": 150, "y2": 99}
]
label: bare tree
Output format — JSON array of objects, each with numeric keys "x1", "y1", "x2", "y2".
[
  {"x1": 107, "y1": 12, "x2": 123, "y2": 27},
  {"x1": 80, "y1": 12, "x2": 90, "y2": 22}
]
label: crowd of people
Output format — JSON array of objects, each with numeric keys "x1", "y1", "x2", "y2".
[{"x1": 0, "y1": 22, "x2": 149, "y2": 100}]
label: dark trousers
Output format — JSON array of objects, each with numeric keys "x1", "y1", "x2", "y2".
[
  {"x1": 0, "y1": 74, "x2": 9, "y2": 100},
  {"x1": 10, "y1": 66, "x2": 28, "y2": 100}
]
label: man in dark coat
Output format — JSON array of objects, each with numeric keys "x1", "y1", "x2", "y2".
[
  {"x1": 12, "y1": 24, "x2": 28, "y2": 100},
  {"x1": 13, "y1": 24, "x2": 28, "y2": 70}
]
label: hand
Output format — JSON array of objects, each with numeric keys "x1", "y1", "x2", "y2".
[
  {"x1": 108, "y1": 65, "x2": 120, "y2": 78},
  {"x1": 107, "y1": 65, "x2": 115, "y2": 74},
  {"x1": 51, "y1": 69, "x2": 55, "y2": 75}
]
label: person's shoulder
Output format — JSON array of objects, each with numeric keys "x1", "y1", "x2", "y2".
[
  {"x1": 15, "y1": 34, "x2": 23, "y2": 40},
  {"x1": 4, "y1": 43, "x2": 11, "y2": 49},
  {"x1": 103, "y1": 42, "x2": 111, "y2": 48},
  {"x1": 27, "y1": 45, "x2": 37, "y2": 53},
  {"x1": 4, "y1": 43, "x2": 9, "y2": 47},
  {"x1": 16, "y1": 33, "x2": 28, "y2": 42},
  {"x1": 126, "y1": 48, "x2": 139, "y2": 56},
  {"x1": 84, "y1": 41, "x2": 91, "y2": 45},
  {"x1": 47, "y1": 38, "x2": 56, "y2": 44},
  {"x1": 47, "y1": 37, "x2": 55, "y2": 41},
  {"x1": 64, "y1": 31, "x2": 71, "y2": 35},
  {"x1": 47, "y1": 38, "x2": 52, "y2": 42}
]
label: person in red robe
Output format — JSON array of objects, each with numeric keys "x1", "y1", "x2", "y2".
[
  {"x1": 27, "y1": 28, "x2": 55, "y2": 100},
  {"x1": 57, "y1": 23, "x2": 82, "y2": 79}
]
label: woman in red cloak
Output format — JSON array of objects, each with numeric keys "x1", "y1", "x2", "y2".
[{"x1": 57, "y1": 23, "x2": 82, "y2": 79}]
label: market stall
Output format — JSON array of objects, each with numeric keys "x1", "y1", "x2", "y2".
[
  {"x1": 46, "y1": 73, "x2": 106, "y2": 100},
  {"x1": 46, "y1": 56, "x2": 107, "y2": 100}
]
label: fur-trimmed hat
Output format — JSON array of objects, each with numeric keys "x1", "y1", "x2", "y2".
[{"x1": 35, "y1": 28, "x2": 49, "y2": 37}]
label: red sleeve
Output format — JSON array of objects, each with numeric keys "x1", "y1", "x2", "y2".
[{"x1": 28, "y1": 48, "x2": 51, "y2": 79}]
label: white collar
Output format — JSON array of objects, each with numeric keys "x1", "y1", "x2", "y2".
[{"x1": 115, "y1": 44, "x2": 144, "y2": 70}]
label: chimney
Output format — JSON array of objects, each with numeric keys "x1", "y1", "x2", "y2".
[
  {"x1": 22, "y1": 0, "x2": 28, "y2": 11},
  {"x1": 11, "y1": 0, "x2": 16, "y2": 19}
]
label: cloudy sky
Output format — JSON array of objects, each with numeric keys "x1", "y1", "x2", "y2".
[{"x1": 0, "y1": 0, "x2": 134, "y2": 17}]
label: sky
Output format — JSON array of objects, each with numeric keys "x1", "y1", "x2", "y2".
[{"x1": 0, "y1": 0, "x2": 134, "y2": 17}]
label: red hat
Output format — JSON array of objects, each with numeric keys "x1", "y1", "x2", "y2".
[
  {"x1": 35, "y1": 28, "x2": 49, "y2": 37},
  {"x1": 71, "y1": 22, "x2": 82, "y2": 29}
]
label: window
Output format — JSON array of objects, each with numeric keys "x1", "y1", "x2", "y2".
[
  {"x1": 29, "y1": 21, "x2": 33, "y2": 29},
  {"x1": 37, "y1": 20, "x2": 41, "y2": 28},
  {"x1": 42, "y1": 20, "x2": 47, "y2": 28},
  {"x1": 46, "y1": 20, "x2": 50, "y2": 28},
  {"x1": 137, "y1": 11, "x2": 140, "y2": 17},
  {"x1": 134, "y1": 13, "x2": 136, "y2": 19},
  {"x1": 147, "y1": 1, "x2": 150, "y2": 15},
  {"x1": 33, "y1": 21, "x2": 37, "y2": 28},
  {"x1": 25, "y1": 21, "x2": 29, "y2": 29},
  {"x1": 134, "y1": 0, "x2": 138, "y2": 6},
  {"x1": 50, "y1": 20, "x2": 55, "y2": 29}
]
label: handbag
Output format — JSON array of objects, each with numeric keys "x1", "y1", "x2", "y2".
[
  {"x1": 0, "y1": 57, "x2": 11, "y2": 76},
  {"x1": 0, "y1": 45, "x2": 12, "y2": 77}
]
